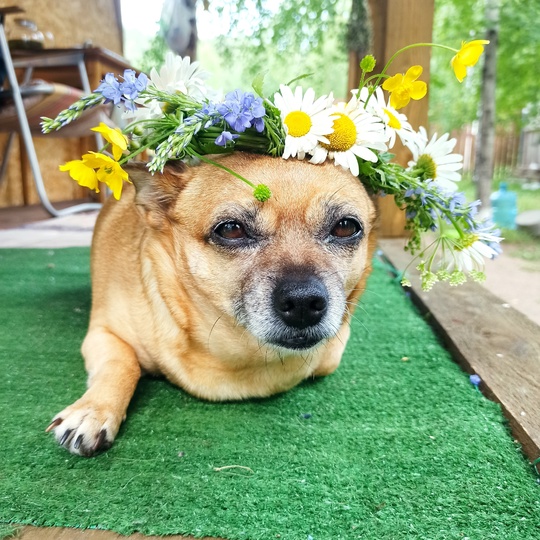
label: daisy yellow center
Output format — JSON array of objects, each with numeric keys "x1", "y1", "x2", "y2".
[
  {"x1": 321, "y1": 113, "x2": 357, "y2": 152},
  {"x1": 455, "y1": 234, "x2": 478, "y2": 251},
  {"x1": 384, "y1": 108, "x2": 401, "y2": 130},
  {"x1": 416, "y1": 153, "x2": 437, "y2": 180},
  {"x1": 284, "y1": 111, "x2": 312, "y2": 137}
]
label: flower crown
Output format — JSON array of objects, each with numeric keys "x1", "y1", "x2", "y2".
[{"x1": 42, "y1": 39, "x2": 501, "y2": 291}]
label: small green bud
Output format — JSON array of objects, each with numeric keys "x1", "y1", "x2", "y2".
[
  {"x1": 400, "y1": 276, "x2": 412, "y2": 288},
  {"x1": 436, "y1": 270, "x2": 451, "y2": 281},
  {"x1": 421, "y1": 271, "x2": 438, "y2": 292},
  {"x1": 360, "y1": 54, "x2": 376, "y2": 73},
  {"x1": 470, "y1": 270, "x2": 486, "y2": 283},
  {"x1": 132, "y1": 125, "x2": 145, "y2": 137},
  {"x1": 253, "y1": 184, "x2": 271, "y2": 202},
  {"x1": 449, "y1": 270, "x2": 467, "y2": 286}
]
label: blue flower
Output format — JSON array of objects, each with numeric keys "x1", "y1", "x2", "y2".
[
  {"x1": 405, "y1": 186, "x2": 433, "y2": 206},
  {"x1": 216, "y1": 90, "x2": 266, "y2": 133},
  {"x1": 95, "y1": 69, "x2": 148, "y2": 112},
  {"x1": 215, "y1": 131, "x2": 239, "y2": 147},
  {"x1": 119, "y1": 69, "x2": 148, "y2": 100},
  {"x1": 469, "y1": 374, "x2": 481, "y2": 386},
  {"x1": 242, "y1": 92, "x2": 266, "y2": 132},
  {"x1": 95, "y1": 73, "x2": 123, "y2": 105}
]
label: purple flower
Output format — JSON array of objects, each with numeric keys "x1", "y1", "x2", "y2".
[
  {"x1": 215, "y1": 131, "x2": 239, "y2": 147},
  {"x1": 469, "y1": 374, "x2": 481, "y2": 386},
  {"x1": 95, "y1": 73, "x2": 123, "y2": 105},
  {"x1": 216, "y1": 90, "x2": 266, "y2": 133},
  {"x1": 119, "y1": 69, "x2": 148, "y2": 100},
  {"x1": 95, "y1": 69, "x2": 148, "y2": 112},
  {"x1": 405, "y1": 186, "x2": 433, "y2": 206}
]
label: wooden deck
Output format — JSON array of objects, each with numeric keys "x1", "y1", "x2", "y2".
[{"x1": 379, "y1": 238, "x2": 540, "y2": 462}]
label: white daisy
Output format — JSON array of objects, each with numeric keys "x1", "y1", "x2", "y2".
[
  {"x1": 308, "y1": 95, "x2": 387, "y2": 176},
  {"x1": 356, "y1": 87, "x2": 415, "y2": 149},
  {"x1": 439, "y1": 231, "x2": 501, "y2": 275},
  {"x1": 149, "y1": 52, "x2": 209, "y2": 98},
  {"x1": 273, "y1": 85, "x2": 336, "y2": 160},
  {"x1": 405, "y1": 127, "x2": 463, "y2": 192}
]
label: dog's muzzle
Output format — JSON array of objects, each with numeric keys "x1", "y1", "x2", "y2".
[{"x1": 271, "y1": 275, "x2": 329, "y2": 349}]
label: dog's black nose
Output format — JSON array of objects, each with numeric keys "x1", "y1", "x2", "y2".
[{"x1": 273, "y1": 276, "x2": 328, "y2": 329}]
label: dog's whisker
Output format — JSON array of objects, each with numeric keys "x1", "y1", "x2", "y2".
[{"x1": 207, "y1": 315, "x2": 224, "y2": 348}]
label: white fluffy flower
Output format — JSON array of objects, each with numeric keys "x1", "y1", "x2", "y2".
[
  {"x1": 309, "y1": 95, "x2": 387, "y2": 176},
  {"x1": 440, "y1": 229, "x2": 501, "y2": 274},
  {"x1": 405, "y1": 127, "x2": 463, "y2": 192},
  {"x1": 356, "y1": 86, "x2": 415, "y2": 148},
  {"x1": 149, "y1": 52, "x2": 209, "y2": 98},
  {"x1": 273, "y1": 85, "x2": 336, "y2": 160}
]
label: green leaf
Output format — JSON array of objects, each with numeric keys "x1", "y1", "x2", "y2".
[{"x1": 252, "y1": 71, "x2": 268, "y2": 98}]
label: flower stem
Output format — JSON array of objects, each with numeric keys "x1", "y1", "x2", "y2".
[
  {"x1": 364, "y1": 42, "x2": 457, "y2": 108},
  {"x1": 189, "y1": 150, "x2": 257, "y2": 189}
]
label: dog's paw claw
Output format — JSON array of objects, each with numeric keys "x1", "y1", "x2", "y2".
[
  {"x1": 59, "y1": 428, "x2": 74, "y2": 446},
  {"x1": 47, "y1": 401, "x2": 119, "y2": 457},
  {"x1": 45, "y1": 417, "x2": 63, "y2": 433},
  {"x1": 73, "y1": 434, "x2": 84, "y2": 450}
]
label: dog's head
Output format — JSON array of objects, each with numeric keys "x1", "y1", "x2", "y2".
[{"x1": 129, "y1": 153, "x2": 377, "y2": 352}]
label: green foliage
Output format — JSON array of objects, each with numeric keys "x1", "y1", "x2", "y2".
[
  {"x1": 139, "y1": 0, "x2": 350, "y2": 98},
  {"x1": 214, "y1": 0, "x2": 348, "y2": 55},
  {"x1": 430, "y1": 0, "x2": 540, "y2": 131},
  {"x1": 139, "y1": 22, "x2": 168, "y2": 74}
]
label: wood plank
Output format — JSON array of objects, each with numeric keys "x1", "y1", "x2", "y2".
[
  {"x1": 16, "y1": 525, "x2": 222, "y2": 540},
  {"x1": 379, "y1": 238, "x2": 540, "y2": 462},
  {"x1": 367, "y1": 0, "x2": 435, "y2": 237}
]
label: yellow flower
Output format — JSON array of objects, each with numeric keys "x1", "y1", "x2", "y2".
[
  {"x1": 451, "y1": 40, "x2": 490, "y2": 82},
  {"x1": 382, "y1": 65, "x2": 427, "y2": 110},
  {"x1": 91, "y1": 122, "x2": 129, "y2": 161},
  {"x1": 82, "y1": 152, "x2": 130, "y2": 200},
  {"x1": 59, "y1": 160, "x2": 100, "y2": 193}
]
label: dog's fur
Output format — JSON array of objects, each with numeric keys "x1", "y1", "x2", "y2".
[{"x1": 47, "y1": 153, "x2": 377, "y2": 456}]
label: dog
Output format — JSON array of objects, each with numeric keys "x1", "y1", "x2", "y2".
[{"x1": 46, "y1": 152, "x2": 378, "y2": 456}]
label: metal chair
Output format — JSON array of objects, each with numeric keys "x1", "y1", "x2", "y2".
[{"x1": 0, "y1": 6, "x2": 105, "y2": 217}]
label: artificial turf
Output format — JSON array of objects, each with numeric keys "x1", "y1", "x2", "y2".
[{"x1": 0, "y1": 248, "x2": 538, "y2": 539}]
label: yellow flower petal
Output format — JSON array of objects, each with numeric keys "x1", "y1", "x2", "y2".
[
  {"x1": 82, "y1": 151, "x2": 116, "y2": 169},
  {"x1": 382, "y1": 73, "x2": 403, "y2": 92},
  {"x1": 458, "y1": 43, "x2": 487, "y2": 66},
  {"x1": 96, "y1": 160, "x2": 129, "y2": 200},
  {"x1": 390, "y1": 90, "x2": 410, "y2": 110},
  {"x1": 409, "y1": 81, "x2": 427, "y2": 100},
  {"x1": 451, "y1": 40, "x2": 489, "y2": 82},
  {"x1": 91, "y1": 122, "x2": 128, "y2": 161},
  {"x1": 451, "y1": 57, "x2": 467, "y2": 83},
  {"x1": 59, "y1": 160, "x2": 99, "y2": 192},
  {"x1": 404, "y1": 65, "x2": 423, "y2": 83},
  {"x1": 383, "y1": 66, "x2": 426, "y2": 110}
]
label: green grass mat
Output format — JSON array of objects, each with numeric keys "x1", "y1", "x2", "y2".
[{"x1": 0, "y1": 248, "x2": 539, "y2": 540}]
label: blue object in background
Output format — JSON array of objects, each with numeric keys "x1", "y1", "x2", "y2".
[{"x1": 490, "y1": 182, "x2": 517, "y2": 230}]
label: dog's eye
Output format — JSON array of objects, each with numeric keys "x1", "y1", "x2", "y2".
[
  {"x1": 214, "y1": 221, "x2": 248, "y2": 240},
  {"x1": 330, "y1": 218, "x2": 362, "y2": 239}
]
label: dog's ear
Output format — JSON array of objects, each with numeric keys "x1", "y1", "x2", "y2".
[{"x1": 125, "y1": 161, "x2": 188, "y2": 229}]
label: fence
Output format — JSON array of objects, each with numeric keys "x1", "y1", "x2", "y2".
[{"x1": 450, "y1": 125, "x2": 540, "y2": 179}]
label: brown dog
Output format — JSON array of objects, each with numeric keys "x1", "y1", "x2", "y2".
[{"x1": 46, "y1": 153, "x2": 377, "y2": 456}]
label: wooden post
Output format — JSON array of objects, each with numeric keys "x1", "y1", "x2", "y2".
[{"x1": 363, "y1": 0, "x2": 435, "y2": 237}]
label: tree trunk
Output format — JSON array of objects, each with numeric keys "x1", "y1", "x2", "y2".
[{"x1": 474, "y1": 0, "x2": 500, "y2": 211}]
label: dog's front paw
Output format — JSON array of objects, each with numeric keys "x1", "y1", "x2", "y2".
[{"x1": 46, "y1": 399, "x2": 122, "y2": 457}]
